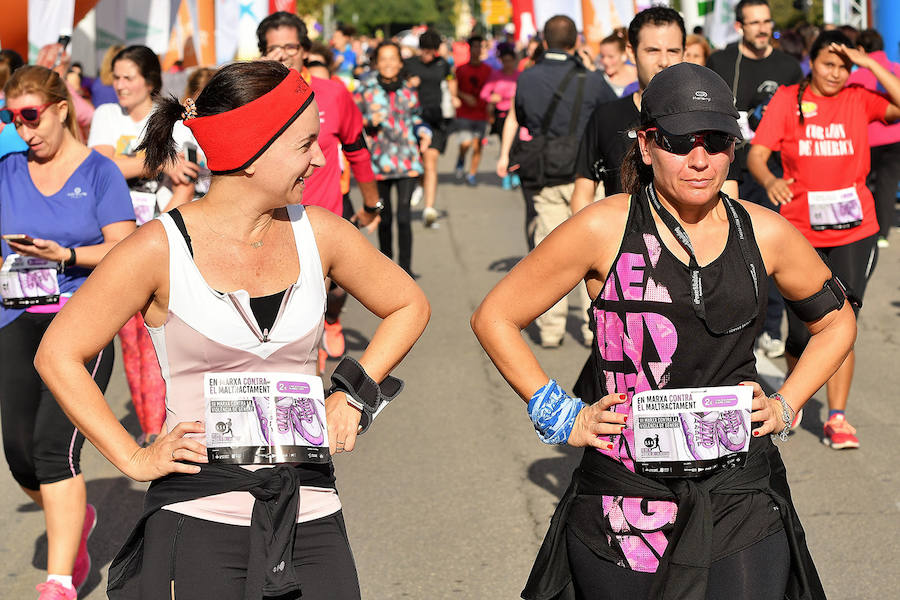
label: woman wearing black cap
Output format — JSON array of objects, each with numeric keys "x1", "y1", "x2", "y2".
[
  {"x1": 473, "y1": 62, "x2": 849, "y2": 599},
  {"x1": 34, "y1": 61, "x2": 430, "y2": 599}
]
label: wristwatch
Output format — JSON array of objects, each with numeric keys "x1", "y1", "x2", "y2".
[
  {"x1": 363, "y1": 201, "x2": 384, "y2": 215},
  {"x1": 771, "y1": 392, "x2": 795, "y2": 441}
]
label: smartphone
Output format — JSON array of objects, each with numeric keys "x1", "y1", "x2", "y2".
[
  {"x1": 3, "y1": 234, "x2": 35, "y2": 245},
  {"x1": 184, "y1": 143, "x2": 198, "y2": 183},
  {"x1": 54, "y1": 35, "x2": 71, "y2": 67}
]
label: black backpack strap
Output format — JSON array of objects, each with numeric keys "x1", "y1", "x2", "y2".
[
  {"x1": 566, "y1": 70, "x2": 588, "y2": 137},
  {"x1": 539, "y1": 63, "x2": 584, "y2": 135}
]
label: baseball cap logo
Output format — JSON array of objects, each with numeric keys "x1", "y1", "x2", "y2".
[{"x1": 693, "y1": 90, "x2": 711, "y2": 102}]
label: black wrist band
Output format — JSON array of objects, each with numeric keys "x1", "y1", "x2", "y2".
[
  {"x1": 328, "y1": 356, "x2": 403, "y2": 434},
  {"x1": 65, "y1": 247, "x2": 77, "y2": 267}
]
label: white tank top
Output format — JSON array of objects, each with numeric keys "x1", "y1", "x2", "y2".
[{"x1": 148, "y1": 204, "x2": 340, "y2": 526}]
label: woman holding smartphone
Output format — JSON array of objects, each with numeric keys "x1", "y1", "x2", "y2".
[{"x1": 0, "y1": 65, "x2": 135, "y2": 599}]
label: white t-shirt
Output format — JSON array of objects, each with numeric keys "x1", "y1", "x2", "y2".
[{"x1": 88, "y1": 103, "x2": 210, "y2": 196}]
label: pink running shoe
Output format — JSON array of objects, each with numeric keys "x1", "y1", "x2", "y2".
[
  {"x1": 716, "y1": 410, "x2": 748, "y2": 452},
  {"x1": 291, "y1": 398, "x2": 325, "y2": 445},
  {"x1": 72, "y1": 504, "x2": 96, "y2": 591},
  {"x1": 35, "y1": 581, "x2": 76, "y2": 600},
  {"x1": 680, "y1": 412, "x2": 720, "y2": 460},
  {"x1": 823, "y1": 414, "x2": 859, "y2": 449}
]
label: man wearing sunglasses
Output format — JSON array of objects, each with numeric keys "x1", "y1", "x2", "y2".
[{"x1": 707, "y1": 0, "x2": 803, "y2": 360}]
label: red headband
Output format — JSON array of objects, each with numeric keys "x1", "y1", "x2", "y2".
[{"x1": 184, "y1": 69, "x2": 314, "y2": 174}]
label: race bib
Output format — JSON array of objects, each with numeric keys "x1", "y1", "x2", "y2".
[
  {"x1": 808, "y1": 187, "x2": 862, "y2": 231},
  {"x1": 204, "y1": 372, "x2": 330, "y2": 464},
  {"x1": 129, "y1": 191, "x2": 157, "y2": 226},
  {"x1": 632, "y1": 386, "x2": 753, "y2": 478},
  {"x1": 0, "y1": 254, "x2": 60, "y2": 308}
]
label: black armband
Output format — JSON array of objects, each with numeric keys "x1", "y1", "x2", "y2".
[
  {"x1": 329, "y1": 356, "x2": 403, "y2": 434},
  {"x1": 785, "y1": 276, "x2": 856, "y2": 322},
  {"x1": 342, "y1": 132, "x2": 368, "y2": 153}
]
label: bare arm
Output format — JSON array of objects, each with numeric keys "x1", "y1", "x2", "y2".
[
  {"x1": 747, "y1": 203, "x2": 857, "y2": 425},
  {"x1": 8, "y1": 220, "x2": 136, "y2": 266},
  {"x1": 570, "y1": 176, "x2": 599, "y2": 214},
  {"x1": 748, "y1": 144, "x2": 794, "y2": 205},
  {"x1": 308, "y1": 207, "x2": 430, "y2": 452},
  {"x1": 35, "y1": 222, "x2": 207, "y2": 481},
  {"x1": 835, "y1": 43, "x2": 900, "y2": 122},
  {"x1": 496, "y1": 101, "x2": 519, "y2": 178}
]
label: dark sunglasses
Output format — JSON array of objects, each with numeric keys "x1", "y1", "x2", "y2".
[
  {"x1": 646, "y1": 126, "x2": 735, "y2": 155},
  {"x1": 0, "y1": 102, "x2": 55, "y2": 125}
]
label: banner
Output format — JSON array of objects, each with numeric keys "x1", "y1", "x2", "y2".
[
  {"x1": 534, "y1": 0, "x2": 583, "y2": 33},
  {"x1": 28, "y1": 0, "x2": 76, "y2": 63},
  {"x1": 581, "y1": 0, "x2": 634, "y2": 49},
  {"x1": 706, "y1": 0, "x2": 739, "y2": 50},
  {"x1": 237, "y1": 0, "x2": 268, "y2": 60},
  {"x1": 216, "y1": 0, "x2": 241, "y2": 64},
  {"x1": 511, "y1": 0, "x2": 538, "y2": 44}
]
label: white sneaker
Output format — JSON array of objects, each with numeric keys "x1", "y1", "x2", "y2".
[
  {"x1": 423, "y1": 206, "x2": 439, "y2": 228},
  {"x1": 410, "y1": 185, "x2": 424, "y2": 207},
  {"x1": 757, "y1": 332, "x2": 785, "y2": 359},
  {"x1": 877, "y1": 236, "x2": 889, "y2": 249}
]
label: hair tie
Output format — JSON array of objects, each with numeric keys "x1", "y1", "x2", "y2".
[{"x1": 182, "y1": 97, "x2": 197, "y2": 121}]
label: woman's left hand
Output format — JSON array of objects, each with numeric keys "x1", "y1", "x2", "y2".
[
  {"x1": 7, "y1": 238, "x2": 68, "y2": 263},
  {"x1": 744, "y1": 380, "x2": 784, "y2": 437},
  {"x1": 325, "y1": 390, "x2": 362, "y2": 455},
  {"x1": 829, "y1": 43, "x2": 872, "y2": 69}
]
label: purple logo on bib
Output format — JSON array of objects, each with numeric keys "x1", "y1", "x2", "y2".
[
  {"x1": 277, "y1": 380, "x2": 311, "y2": 394},
  {"x1": 702, "y1": 394, "x2": 738, "y2": 408}
]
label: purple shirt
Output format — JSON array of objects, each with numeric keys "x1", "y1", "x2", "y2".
[{"x1": 0, "y1": 150, "x2": 135, "y2": 328}]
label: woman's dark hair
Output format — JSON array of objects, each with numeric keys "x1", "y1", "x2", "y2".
[
  {"x1": 600, "y1": 31, "x2": 626, "y2": 53},
  {"x1": 777, "y1": 29, "x2": 805, "y2": 63},
  {"x1": 419, "y1": 29, "x2": 442, "y2": 51},
  {"x1": 0, "y1": 49, "x2": 25, "y2": 90},
  {"x1": 621, "y1": 137, "x2": 654, "y2": 196},
  {"x1": 796, "y1": 29, "x2": 853, "y2": 123},
  {"x1": 497, "y1": 42, "x2": 516, "y2": 59},
  {"x1": 306, "y1": 41, "x2": 335, "y2": 72},
  {"x1": 838, "y1": 25, "x2": 859, "y2": 47},
  {"x1": 137, "y1": 61, "x2": 290, "y2": 175},
  {"x1": 857, "y1": 29, "x2": 884, "y2": 53},
  {"x1": 112, "y1": 45, "x2": 162, "y2": 96}
]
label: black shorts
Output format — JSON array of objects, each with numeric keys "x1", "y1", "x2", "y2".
[
  {"x1": 141, "y1": 509, "x2": 361, "y2": 600},
  {"x1": 785, "y1": 234, "x2": 878, "y2": 357},
  {"x1": 422, "y1": 116, "x2": 450, "y2": 154},
  {"x1": 0, "y1": 311, "x2": 114, "y2": 489}
]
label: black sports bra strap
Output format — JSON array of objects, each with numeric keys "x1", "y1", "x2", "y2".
[{"x1": 168, "y1": 208, "x2": 194, "y2": 257}]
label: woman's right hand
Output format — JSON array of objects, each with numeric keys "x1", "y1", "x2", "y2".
[
  {"x1": 124, "y1": 421, "x2": 208, "y2": 481},
  {"x1": 765, "y1": 177, "x2": 795, "y2": 205},
  {"x1": 164, "y1": 152, "x2": 200, "y2": 185},
  {"x1": 567, "y1": 392, "x2": 628, "y2": 450}
]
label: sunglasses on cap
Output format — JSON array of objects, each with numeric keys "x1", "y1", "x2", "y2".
[
  {"x1": 646, "y1": 126, "x2": 736, "y2": 155},
  {"x1": 0, "y1": 102, "x2": 56, "y2": 126}
]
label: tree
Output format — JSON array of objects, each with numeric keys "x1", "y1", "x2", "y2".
[{"x1": 334, "y1": 0, "x2": 440, "y2": 32}]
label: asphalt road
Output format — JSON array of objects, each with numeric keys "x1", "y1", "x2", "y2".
[{"x1": 2, "y1": 141, "x2": 898, "y2": 599}]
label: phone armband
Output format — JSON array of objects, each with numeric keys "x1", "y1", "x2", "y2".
[{"x1": 784, "y1": 276, "x2": 853, "y2": 322}]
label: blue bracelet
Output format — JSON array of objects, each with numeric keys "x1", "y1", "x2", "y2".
[{"x1": 527, "y1": 379, "x2": 585, "y2": 445}]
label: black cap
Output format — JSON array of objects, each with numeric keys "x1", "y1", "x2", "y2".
[{"x1": 641, "y1": 63, "x2": 742, "y2": 139}]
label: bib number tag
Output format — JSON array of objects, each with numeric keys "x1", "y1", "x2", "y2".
[
  {"x1": 632, "y1": 386, "x2": 752, "y2": 478},
  {"x1": 0, "y1": 254, "x2": 60, "y2": 308},
  {"x1": 130, "y1": 191, "x2": 157, "y2": 226},
  {"x1": 808, "y1": 187, "x2": 862, "y2": 231},
  {"x1": 204, "y1": 372, "x2": 330, "y2": 464}
]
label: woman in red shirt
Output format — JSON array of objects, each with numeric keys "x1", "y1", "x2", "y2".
[{"x1": 748, "y1": 30, "x2": 900, "y2": 450}]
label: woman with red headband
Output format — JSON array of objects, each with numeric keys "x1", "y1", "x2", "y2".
[{"x1": 35, "y1": 61, "x2": 430, "y2": 599}]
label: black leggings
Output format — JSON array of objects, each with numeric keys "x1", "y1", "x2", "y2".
[
  {"x1": 868, "y1": 142, "x2": 900, "y2": 239},
  {"x1": 785, "y1": 234, "x2": 878, "y2": 357},
  {"x1": 141, "y1": 509, "x2": 361, "y2": 600},
  {"x1": 0, "y1": 311, "x2": 115, "y2": 489},
  {"x1": 376, "y1": 177, "x2": 416, "y2": 274},
  {"x1": 566, "y1": 527, "x2": 790, "y2": 600}
]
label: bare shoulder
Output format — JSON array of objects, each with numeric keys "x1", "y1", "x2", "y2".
[
  {"x1": 737, "y1": 199, "x2": 798, "y2": 245},
  {"x1": 303, "y1": 204, "x2": 349, "y2": 238},
  {"x1": 112, "y1": 218, "x2": 169, "y2": 260},
  {"x1": 574, "y1": 193, "x2": 631, "y2": 235}
]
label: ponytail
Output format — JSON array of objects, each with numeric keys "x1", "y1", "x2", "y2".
[
  {"x1": 620, "y1": 138, "x2": 653, "y2": 196},
  {"x1": 796, "y1": 75, "x2": 810, "y2": 124},
  {"x1": 135, "y1": 94, "x2": 183, "y2": 175}
]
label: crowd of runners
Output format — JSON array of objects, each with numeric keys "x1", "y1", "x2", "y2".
[{"x1": 0, "y1": 1, "x2": 898, "y2": 598}]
